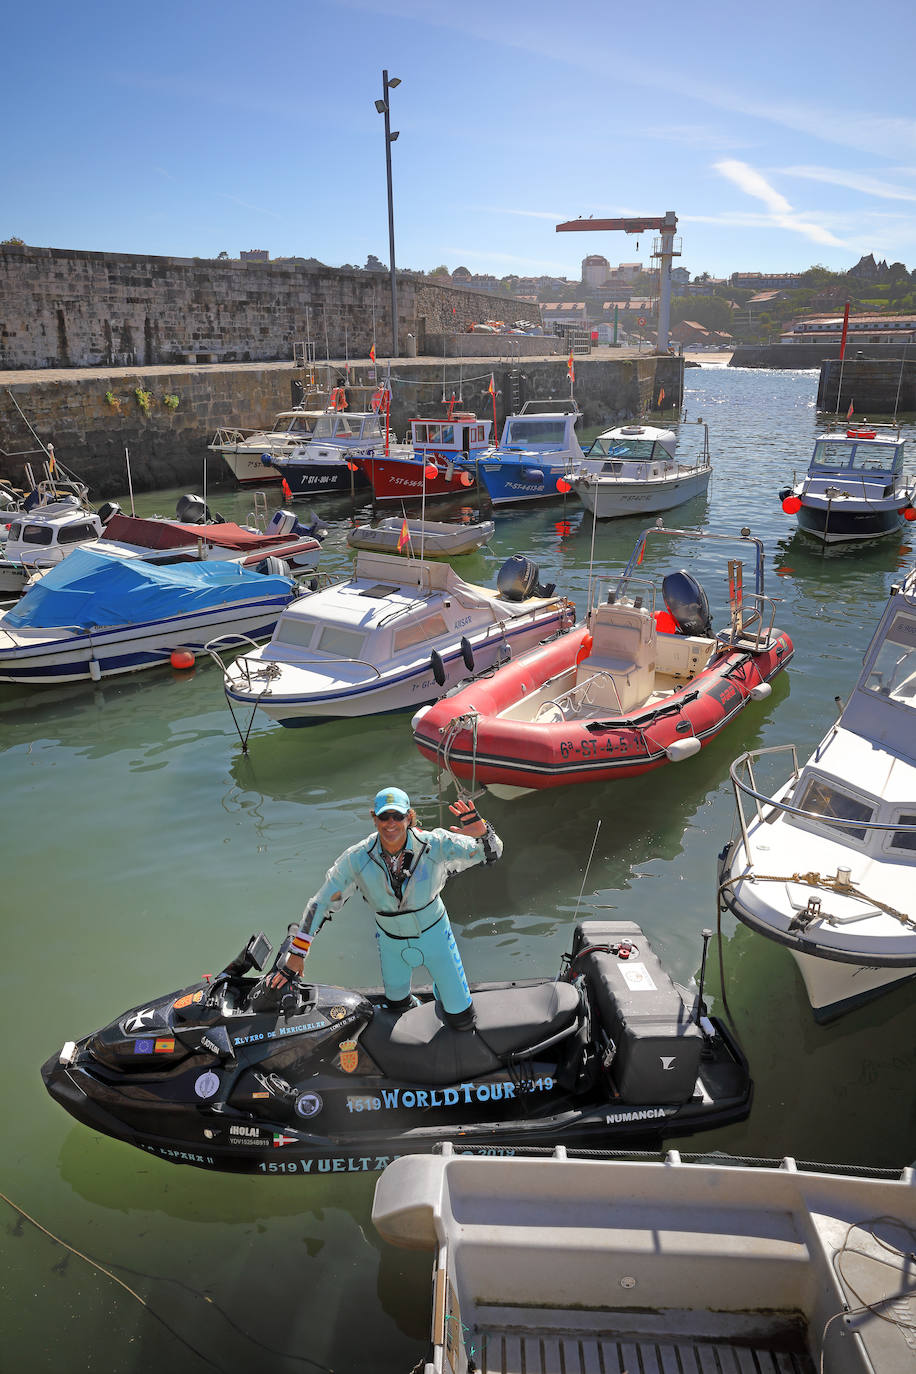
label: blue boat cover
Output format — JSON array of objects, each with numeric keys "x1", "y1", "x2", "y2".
[{"x1": 5, "y1": 548, "x2": 294, "y2": 631}]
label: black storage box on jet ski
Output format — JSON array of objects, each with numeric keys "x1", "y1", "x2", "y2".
[{"x1": 41, "y1": 921, "x2": 750, "y2": 1175}]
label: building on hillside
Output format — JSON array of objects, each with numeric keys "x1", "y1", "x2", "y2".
[
  {"x1": 686, "y1": 277, "x2": 728, "y2": 296},
  {"x1": 451, "y1": 266, "x2": 472, "y2": 282},
  {"x1": 671, "y1": 266, "x2": 690, "y2": 288},
  {"x1": 730, "y1": 271, "x2": 803, "y2": 290},
  {"x1": 670, "y1": 320, "x2": 733, "y2": 347},
  {"x1": 582, "y1": 255, "x2": 610, "y2": 288},
  {"x1": 240, "y1": 249, "x2": 269, "y2": 262},
  {"x1": 542, "y1": 301, "x2": 589, "y2": 328},
  {"x1": 780, "y1": 313, "x2": 916, "y2": 345},
  {"x1": 748, "y1": 290, "x2": 787, "y2": 305}
]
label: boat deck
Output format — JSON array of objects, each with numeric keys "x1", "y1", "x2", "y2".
[{"x1": 474, "y1": 1319, "x2": 814, "y2": 1373}]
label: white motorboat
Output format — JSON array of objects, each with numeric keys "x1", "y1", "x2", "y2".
[
  {"x1": 373, "y1": 1145, "x2": 916, "y2": 1374},
  {"x1": 0, "y1": 548, "x2": 300, "y2": 684},
  {"x1": 218, "y1": 550, "x2": 575, "y2": 727},
  {"x1": 571, "y1": 421, "x2": 712, "y2": 519},
  {"x1": 719, "y1": 567, "x2": 916, "y2": 1020},
  {"x1": 209, "y1": 405, "x2": 328, "y2": 485},
  {"x1": 346, "y1": 516, "x2": 494, "y2": 558},
  {"x1": 270, "y1": 411, "x2": 389, "y2": 498},
  {"x1": 778, "y1": 423, "x2": 915, "y2": 544}
]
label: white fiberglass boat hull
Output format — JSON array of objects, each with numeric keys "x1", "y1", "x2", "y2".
[{"x1": 573, "y1": 465, "x2": 711, "y2": 518}]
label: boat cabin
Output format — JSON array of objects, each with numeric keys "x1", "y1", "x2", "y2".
[
  {"x1": 308, "y1": 411, "x2": 385, "y2": 446},
  {"x1": 808, "y1": 429, "x2": 904, "y2": 481},
  {"x1": 497, "y1": 407, "x2": 581, "y2": 455},
  {"x1": 267, "y1": 409, "x2": 326, "y2": 440},
  {"x1": 584, "y1": 424, "x2": 677, "y2": 469},
  {"x1": 3, "y1": 504, "x2": 103, "y2": 568},
  {"x1": 409, "y1": 415, "x2": 491, "y2": 460}
]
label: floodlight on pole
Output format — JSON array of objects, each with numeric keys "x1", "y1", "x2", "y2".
[{"x1": 377, "y1": 70, "x2": 401, "y2": 358}]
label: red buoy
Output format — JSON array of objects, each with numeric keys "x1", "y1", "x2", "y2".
[
  {"x1": 170, "y1": 650, "x2": 195, "y2": 671},
  {"x1": 556, "y1": 477, "x2": 572, "y2": 494},
  {"x1": 782, "y1": 496, "x2": 802, "y2": 515},
  {"x1": 459, "y1": 471, "x2": 473, "y2": 487},
  {"x1": 424, "y1": 464, "x2": 438, "y2": 481},
  {"x1": 905, "y1": 507, "x2": 916, "y2": 522}
]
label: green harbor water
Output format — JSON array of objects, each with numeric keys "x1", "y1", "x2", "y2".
[{"x1": 3, "y1": 364, "x2": 915, "y2": 1372}]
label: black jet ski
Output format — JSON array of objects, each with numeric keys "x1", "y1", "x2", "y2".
[{"x1": 42, "y1": 920, "x2": 750, "y2": 1176}]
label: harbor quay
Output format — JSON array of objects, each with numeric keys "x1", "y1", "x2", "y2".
[{"x1": 0, "y1": 350, "x2": 683, "y2": 496}]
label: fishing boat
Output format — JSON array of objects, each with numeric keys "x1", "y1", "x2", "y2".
[
  {"x1": 217, "y1": 550, "x2": 575, "y2": 728},
  {"x1": 373, "y1": 1146, "x2": 916, "y2": 1374},
  {"x1": 718, "y1": 566, "x2": 916, "y2": 1021},
  {"x1": 0, "y1": 548, "x2": 300, "y2": 684},
  {"x1": 570, "y1": 420, "x2": 712, "y2": 519},
  {"x1": 354, "y1": 415, "x2": 491, "y2": 503},
  {"x1": 412, "y1": 522, "x2": 793, "y2": 798},
  {"x1": 209, "y1": 404, "x2": 328, "y2": 485},
  {"x1": 473, "y1": 400, "x2": 585, "y2": 506},
  {"x1": 269, "y1": 410, "x2": 384, "y2": 497},
  {"x1": 41, "y1": 918, "x2": 751, "y2": 1174},
  {"x1": 346, "y1": 516, "x2": 495, "y2": 558},
  {"x1": 778, "y1": 423, "x2": 915, "y2": 544}
]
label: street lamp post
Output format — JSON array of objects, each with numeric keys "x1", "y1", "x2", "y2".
[{"x1": 375, "y1": 70, "x2": 401, "y2": 358}]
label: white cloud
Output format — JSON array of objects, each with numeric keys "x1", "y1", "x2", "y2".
[
  {"x1": 778, "y1": 166, "x2": 916, "y2": 203},
  {"x1": 713, "y1": 161, "x2": 847, "y2": 248}
]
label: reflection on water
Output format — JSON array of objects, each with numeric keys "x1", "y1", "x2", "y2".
[{"x1": 4, "y1": 366, "x2": 916, "y2": 1371}]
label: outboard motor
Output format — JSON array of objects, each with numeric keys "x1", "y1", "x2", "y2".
[
  {"x1": 267, "y1": 509, "x2": 298, "y2": 537},
  {"x1": 662, "y1": 570, "x2": 712, "y2": 637},
  {"x1": 176, "y1": 494, "x2": 211, "y2": 525},
  {"x1": 255, "y1": 556, "x2": 292, "y2": 578},
  {"x1": 496, "y1": 555, "x2": 556, "y2": 602},
  {"x1": 97, "y1": 501, "x2": 122, "y2": 526}
]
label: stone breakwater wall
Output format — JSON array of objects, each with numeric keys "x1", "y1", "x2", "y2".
[
  {"x1": 0, "y1": 354, "x2": 682, "y2": 497},
  {"x1": 0, "y1": 244, "x2": 537, "y2": 371}
]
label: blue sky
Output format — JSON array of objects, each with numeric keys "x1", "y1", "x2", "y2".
[{"x1": 5, "y1": 0, "x2": 916, "y2": 281}]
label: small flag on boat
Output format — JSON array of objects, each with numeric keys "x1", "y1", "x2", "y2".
[
  {"x1": 847, "y1": 399, "x2": 854, "y2": 419},
  {"x1": 567, "y1": 352, "x2": 575, "y2": 382},
  {"x1": 658, "y1": 387, "x2": 665, "y2": 407},
  {"x1": 281, "y1": 478, "x2": 293, "y2": 501},
  {"x1": 487, "y1": 374, "x2": 496, "y2": 396},
  {"x1": 397, "y1": 519, "x2": 410, "y2": 552},
  {"x1": 47, "y1": 443, "x2": 56, "y2": 474},
  {"x1": 369, "y1": 344, "x2": 376, "y2": 363}
]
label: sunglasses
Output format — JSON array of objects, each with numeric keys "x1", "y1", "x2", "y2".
[{"x1": 375, "y1": 810, "x2": 407, "y2": 823}]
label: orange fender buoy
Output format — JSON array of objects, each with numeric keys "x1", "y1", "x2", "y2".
[
  {"x1": 575, "y1": 633, "x2": 593, "y2": 666},
  {"x1": 170, "y1": 650, "x2": 195, "y2": 671}
]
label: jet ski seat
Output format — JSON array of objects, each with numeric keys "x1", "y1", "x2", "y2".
[{"x1": 360, "y1": 981, "x2": 580, "y2": 1086}]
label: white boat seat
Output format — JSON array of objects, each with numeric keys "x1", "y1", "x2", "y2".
[{"x1": 576, "y1": 599, "x2": 656, "y2": 714}]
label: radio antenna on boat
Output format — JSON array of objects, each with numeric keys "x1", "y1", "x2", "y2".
[
  {"x1": 124, "y1": 446, "x2": 136, "y2": 516},
  {"x1": 572, "y1": 819, "x2": 602, "y2": 922}
]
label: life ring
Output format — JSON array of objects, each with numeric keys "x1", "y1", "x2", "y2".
[{"x1": 846, "y1": 428, "x2": 875, "y2": 439}]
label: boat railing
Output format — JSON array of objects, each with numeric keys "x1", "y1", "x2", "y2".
[
  {"x1": 729, "y1": 744, "x2": 916, "y2": 868},
  {"x1": 535, "y1": 669, "x2": 623, "y2": 721},
  {"x1": 721, "y1": 591, "x2": 778, "y2": 651},
  {"x1": 208, "y1": 427, "x2": 265, "y2": 449}
]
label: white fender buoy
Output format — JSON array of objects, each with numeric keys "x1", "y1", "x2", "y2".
[
  {"x1": 749, "y1": 682, "x2": 772, "y2": 701},
  {"x1": 88, "y1": 658, "x2": 101, "y2": 682},
  {"x1": 410, "y1": 705, "x2": 432, "y2": 731},
  {"x1": 666, "y1": 737, "x2": 701, "y2": 762}
]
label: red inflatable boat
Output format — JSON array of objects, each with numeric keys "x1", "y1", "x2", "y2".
[{"x1": 412, "y1": 523, "x2": 794, "y2": 796}]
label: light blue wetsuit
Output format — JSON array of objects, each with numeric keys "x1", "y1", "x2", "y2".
[{"x1": 296, "y1": 823, "x2": 502, "y2": 1013}]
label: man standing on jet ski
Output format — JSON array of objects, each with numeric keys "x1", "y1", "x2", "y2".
[{"x1": 267, "y1": 786, "x2": 502, "y2": 1029}]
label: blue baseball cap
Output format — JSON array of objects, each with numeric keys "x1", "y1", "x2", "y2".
[{"x1": 373, "y1": 786, "x2": 410, "y2": 816}]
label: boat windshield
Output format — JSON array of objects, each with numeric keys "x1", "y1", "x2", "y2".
[
  {"x1": 413, "y1": 423, "x2": 456, "y2": 446},
  {"x1": 587, "y1": 437, "x2": 657, "y2": 460},
  {"x1": 501, "y1": 418, "x2": 568, "y2": 448},
  {"x1": 796, "y1": 776, "x2": 874, "y2": 841},
  {"x1": 862, "y1": 613, "x2": 916, "y2": 707},
  {"x1": 810, "y1": 439, "x2": 901, "y2": 473},
  {"x1": 282, "y1": 416, "x2": 318, "y2": 436},
  {"x1": 313, "y1": 416, "x2": 357, "y2": 439}
]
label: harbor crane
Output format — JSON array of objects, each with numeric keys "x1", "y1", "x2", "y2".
[{"x1": 556, "y1": 211, "x2": 680, "y2": 353}]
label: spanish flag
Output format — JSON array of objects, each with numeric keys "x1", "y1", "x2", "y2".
[
  {"x1": 487, "y1": 374, "x2": 496, "y2": 396},
  {"x1": 847, "y1": 399, "x2": 854, "y2": 419},
  {"x1": 369, "y1": 344, "x2": 376, "y2": 363},
  {"x1": 567, "y1": 352, "x2": 574, "y2": 382},
  {"x1": 657, "y1": 387, "x2": 665, "y2": 407},
  {"x1": 397, "y1": 519, "x2": 410, "y2": 552}
]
